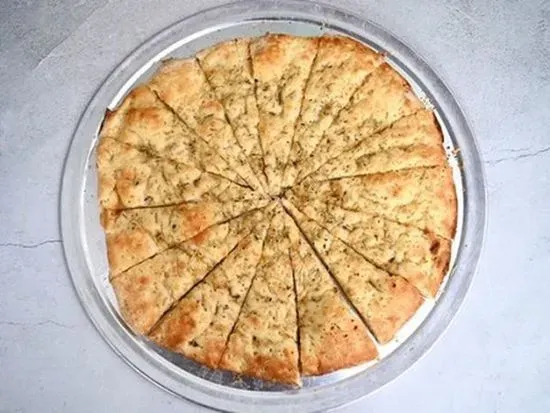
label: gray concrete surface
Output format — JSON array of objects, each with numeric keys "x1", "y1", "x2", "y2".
[{"x1": 1, "y1": 0, "x2": 549, "y2": 411}]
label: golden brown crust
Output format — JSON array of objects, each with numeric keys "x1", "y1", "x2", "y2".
[
  {"x1": 296, "y1": 63, "x2": 425, "y2": 183},
  {"x1": 148, "y1": 58, "x2": 263, "y2": 191},
  {"x1": 99, "y1": 34, "x2": 458, "y2": 384},
  {"x1": 97, "y1": 137, "x2": 258, "y2": 209},
  {"x1": 112, "y1": 207, "x2": 273, "y2": 334},
  {"x1": 282, "y1": 36, "x2": 383, "y2": 187},
  {"x1": 284, "y1": 201, "x2": 423, "y2": 344},
  {"x1": 285, "y1": 214, "x2": 378, "y2": 375},
  {"x1": 309, "y1": 110, "x2": 446, "y2": 181},
  {"x1": 197, "y1": 39, "x2": 268, "y2": 191},
  {"x1": 97, "y1": 85, "x2": 247, "y2": 187},
  {"x1": 294, "y1": 166, "x2": 457, "y2": 239},
  {"x1": 285, "y1": 198, "x2": 451, "y2": 297},
  {"x1": 219, "y1": 209, "x2": 301, "y2": 385},
  {"x1": 102, "y1": 210, "x2": 166, "y2": 277},
  {"x1": 250, "y1": 34, "x2": 318, "y2": 195},
  {"x1": 148, "y1": 219, "x2": 270, "y2": 367},
  {"x1": 104, "y1": 198, "x2": 270, "y2": 276}
]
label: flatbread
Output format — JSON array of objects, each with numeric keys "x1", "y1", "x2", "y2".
[
  {"x1": 295, "y1": 63, "x2": 424, "y2": 183},
  {"x1": 197, "y1": 39, "x2": 268, "y2": 191},
  {"x1": 102, "y1": 198, "x2": 270, "y2": 276},
  {"x1": 148, "y1": 59, "x2": 263, "y2": 191},
  {"x1": 285, "y1": 213, "x2": 378, "y2": 375},
  {"x1": 99, "y1": 85, "x2": 247, "y2": 187},
  {"x1": 111, "y1": 207, "x2": 273, "y2": 334},
  {"x1": 97, "y1": 137, "x2": 257, "y2": 209},
  {"x1": 309, "y1": 110, "x2": 446, "y2": 180},
  {"x1": 219, "y1": 208, "x2": 300, "y2": 385},
  {"x1": 250, "y1": 34, "x2": 318, "y2": 195},
  {"x1": 285, "y1": 199, "x2": 451, "y2": 297},
  {"x1": 283, "y1": 201, "x2": 423, "y2": 344},
  {"x1": 282, "y1": 36, "x2": 383, "y2": 188},
  {"x1": 293, "y1": 166, "x2": 457, "y2": 239},
  {"x1": 148, "y1": 218, "x2": 271, "y2": 368}
]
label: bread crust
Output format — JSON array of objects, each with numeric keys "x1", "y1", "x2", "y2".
[
  {"x1": 97, "y1": 34, "x2": 458, "y2": 385},
  {"x1": 103, "y1": 198, "x2": 269, "y2": 276},
  {"x1": 112, "y1": 207, "x2": 272, "y2": 334},
  {"x1": 294, "y1": 166, "x2": 457, "y2": 239},
  {"x1": 283, "y1": 36, "x2": 383, "y2": 187},
  {"x1": 197, "y1": 38, "x2": 268, "y2": 191},
  {"x1": 148, "y1": 58, "x2": 263, "y2": 191},
  {"x1": 283, "y1": 202, "x2": 423, "y2": 343},
  {"x1": 296, "y1": 63, "x2": 425, "y2": 183},
  {"x1": 250, "y1": 34, "x2": 318, "y2": 195},
  {"x1": 149, "y1": 218, "x2": 270, "y2": 367},
  {"x1": 219, "y1": 209, "x2": 301, "y2": 385},
  {"x1": 286, "y1": 213, "x2": 378, "y2": 375}
]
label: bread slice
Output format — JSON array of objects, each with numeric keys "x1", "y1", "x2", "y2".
[
  {"x1": 250, "y1": 34, "x2": 318, "y2": 195},
  {"x1": 147, "y1": 58, "x2": 263, "y2": 191},
  {"x1": 296, "y1": 64, "x2": 424, "y2": 183},
  {"x1": 148, "y1": 218, "x2": 271, "y2": 368},
  {"x1": 283, "y1": 201, "x2": 422, "y2": 344},
  {"x1": 282, "y1": 36, "x2": 383, "y2": 188},
  {"x1": 285, "y1": 213, "x2": 378, "y2": 375},
  {"x1": 293, "y1": 166, "x2": 457, "y2": 239},
  {"x1": 197, "y1": 39, "x2": 268, "y2": 191},
  {"x1": 97, "y1": 137, "x2": 257, "y2": 209},
  {"x1": 219, "y1": 208, "x2": 300, "y2": 385},
  {"x1": 111, "y1": 207, "x2": 273, "y2": 334},
  {"x1": 309, "y1": 110, "x2": 446, "y2": 180},
  {"x1": 102, "y1": 197, "x2": 270, "y2": 276},
  {"x1": 99, "y1": 85, "x2": 247, "y2": 187},
  {"x1": 285, "y1": 199, "x2": 451, "y2": 297}
]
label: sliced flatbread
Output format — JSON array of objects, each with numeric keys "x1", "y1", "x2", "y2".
[
  {"x1": 283, "y1": 201, "x2": 423, "y2": 344},
  {"x1": 99, "y1": 85, "x2": 247, "y2": 187},
  {"x1": 219, "y1": 208, "x2": 300, "y2": 385},
  {"x1": 293, "y1": 166, "x2": 457, "y2": 239},
  {"x1": 250, "y1": 34, "x2": 318, "y2": 195},
  {"x1": 112, "y1": 207, "x2": 273, "y2": 334},
  {"x1": 295, "y1": 63, "x2": 424, "y2": 183},
  {"x1": 286, "y1": 199, "x2": 451, "y2": 297},
  {"x1": 102, "y1": 197, "x2": 270, "y2": 276},
  {"x1": 309, "y1": 110, "x2": 446, "y2": 181},
  {"x1": 282, "y1": 36, "x2": 383, "y2": 188},
  {"x1": 148, "y1": 59, "x2": 263, "y2": 191},
  {"x1": 97, "y1": 137, "x2": 257, "y2": 209},
  {"x1": 197, "y1": 39, "x2": 268, "y2": 191},
  {"x1": 285, "y1": 213, "x2": 378, "y2": 375},
  {"x1": 148, "y1": 218, "x2": 271, "y2": 368}
]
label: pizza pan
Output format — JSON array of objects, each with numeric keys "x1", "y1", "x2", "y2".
[{"x1": 60, "y1": 0, "x2": 487, "y2": 411}]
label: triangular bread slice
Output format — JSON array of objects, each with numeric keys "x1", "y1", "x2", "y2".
[
  {"x1": 285, "y1": 198, "x2": 451, "y2": 297},
  {"x1": 219, "y1": 207, "x2": 301, "y2": 385},
  {"x1": 99, "y1": 85, "x2": 247, "y2": 187},
  {"x1": 292, "y1": 166, "x2": 457, "y2": 239},
  {"x1": 282, "y1": 36, "x2": 383, "y2": 188},
  {"x1": 197, "y1": 39, "x2": 268, "y2": 191},
  {"x1": 309, "y1": 110, "x2": 446, "y2": 181},
  {"x1": 148, "y1": 58, "x2": 263, "y2": 192},
  {"x1": 285, "y1": 213, "x2": 378, "y2": 376},
  {"x1": 102, "y1": 197, "x2": 270, "y2": 276},
  {"x1": 250, "y1": 34, "x2": 318, "y2": 195},
  {"x1": 295, "y1": 63, "x2": 424, "y2": 183},
  {"x1": 97, "y1": 137, "x2": 257, "y2": 209},
  {"x1": 283, "y1": 201, "x2": 422, "y2": 344},
  {"x1": 112, "y1": 206, "x2": 274, "y2": 334},
  {"x1": 148, "y1": 217, "x2": 271, "y2": 368}
]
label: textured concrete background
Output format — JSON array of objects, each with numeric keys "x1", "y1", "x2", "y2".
[{"x1": 1, "y1": 0, "x2": 549, "y2": 412}]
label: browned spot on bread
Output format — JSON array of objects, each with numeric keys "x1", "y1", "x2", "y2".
[
  {"x1": 159, "y1": 300, "x2": 199, "y2": 350},
  {"x1": 245, "y1": 349, "x2": 298, "y2": 385}
]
